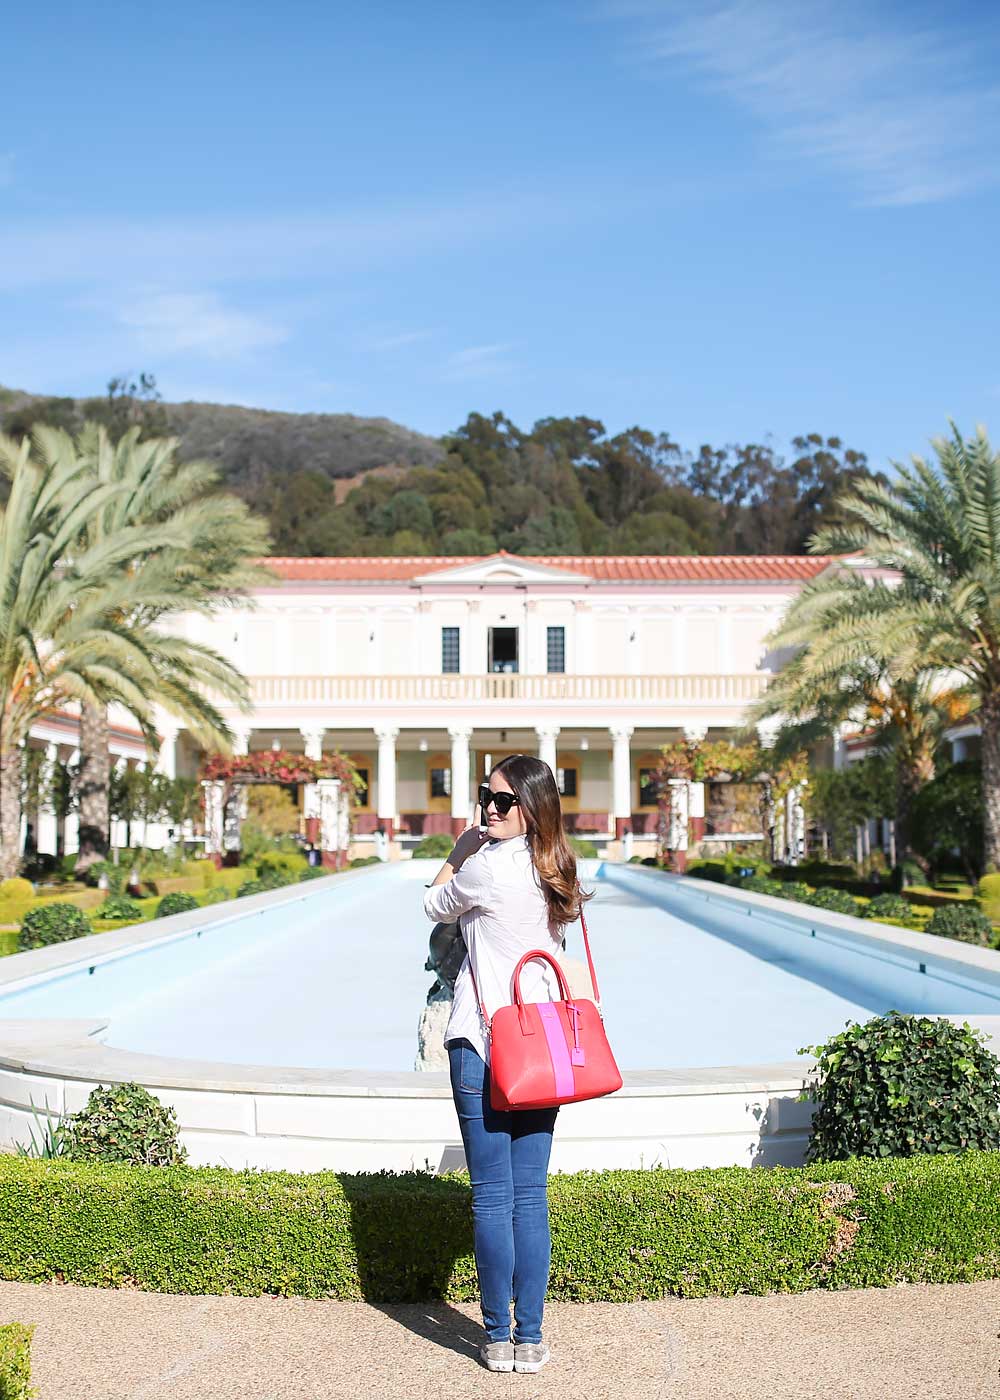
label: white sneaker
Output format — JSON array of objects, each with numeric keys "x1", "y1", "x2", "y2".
[
  {"x1": 513, "y1": 1341, "x2": 551, "y2": 1373},
  {"x1": 480, "y1": 1340, "x2": 515, "y2": 1372}
]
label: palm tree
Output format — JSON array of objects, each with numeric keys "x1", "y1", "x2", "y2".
[
  {"x1": 758, "y1": 420, "x2": 1000, "y2": 870},
  {"x1": 0, "y1": 430, "x2": 181, "y2": 877},
  {"x1": 67, "y1": 422, "x2": 273, "y2": 869},
  {"x1": 749, "y1": 650, "x2": 970, "y2": 867}
]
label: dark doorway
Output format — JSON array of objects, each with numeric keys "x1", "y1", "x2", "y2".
[{"x1": 488, "y1": 627, "x2": 519, "y2": 673}]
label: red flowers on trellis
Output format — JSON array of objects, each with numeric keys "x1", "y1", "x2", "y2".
[{"x1": 200, "y1": 748, "x2": 360, "y2": 792}]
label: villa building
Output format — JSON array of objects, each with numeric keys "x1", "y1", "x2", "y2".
[{"x1": 27, "y1": 550, "x2": 898, "y2": 858}]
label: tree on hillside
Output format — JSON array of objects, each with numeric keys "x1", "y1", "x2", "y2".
[{"x1": 760, "y1": 421, "x2": 1000, "y2": 871}]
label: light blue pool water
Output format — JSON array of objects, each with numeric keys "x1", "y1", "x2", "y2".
[{"x1": 1, "y1": 862, "x2": 999, "y2": 1072}]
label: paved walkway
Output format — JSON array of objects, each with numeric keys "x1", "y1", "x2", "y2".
[{"x1": 1, "y1": 1279, "x2": 998, "y2": 1399}]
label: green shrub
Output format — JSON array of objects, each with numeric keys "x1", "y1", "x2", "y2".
[
  {"x1": 298, "y1": 865, "x2": 328, "y2": 880},
  {"x1": 64, "y1": 1083, "x2": 187, "y2": 1167},
  {"x1": 805, "y1": 887, "x2": 861, "y2": 916},
  {"x1": 199, "y1": 886, "x2": 229, "y2": 905},
  {"x1": 236, "y1": 879, "x2": 269, "y2": 898},
  {"x1": 17, "y1": 902, "x2": 91, "y2": 950},
  {"x1": 255, "y1": 850, "x2": 308, "y2": 881},
  {"x1": 976, "y1": 872, "x2": 1000, "y2": 905},
  {"x1": 0, "y1": 1322, "x2": 36, "y2": 1400},
  {"x1": 411, "y1": 833, "x2": 454, "y2": 859},
  {"x1": 83, "y1": 860, "x2": 127, "y2": 895},
  {"x1": 722, "y1": 850, "x2": 770, "y2": 878},
  {"x1": 685, "y1": 859, "x2": 727, "y2": 882},
  {"x1": 155, "y1": 892, "x2": 200, "y2": 919},
  {"x1": 2, "y1": 1152, "x2": 1000, "y2": 1299},
  {"x1": 926, "y1": 902, "x2": 995, "y2": 945},
  {"x1": 864, "y1": 893, "x2": 912, "y2": 922},
  {"x1": 734, "y1": 874, "x2": 785, "y2": 897},
  {"x1": 568, "y1": 837, "x2": 598, "y2": 857},
  {"x1": 0, "y1": 878, "x2": 33, "y2": 904},
  {"x1": 775, "y1": 881, "x2": 813, "y2": 903},
  {"x1": 95, "y1": 894, "x2": 143, "y2": 922},
  {"x1": 349, "y1": 855, "x2": 381, "y2": 868},
  {"x1": 799, "y1": 1011, "x2": 1000, "y2": 1163}
]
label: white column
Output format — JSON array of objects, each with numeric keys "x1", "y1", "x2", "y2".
[
  {"x1": 300, "y1": 727, "x2": 325, "y2": 826},
  {"x1": 37, "y1": 742, "x2": 59, "y2": 856},
  {"x1": 448, "y1": 727, "x2": 472, "y2": 826},
  {"x1": 202, "y1": 780, "x2": 224, "y2": 856},
  {"x1": 610, "y1": 724, "x2": 633, "y2": 834},
  {"x1": 535, "y1": 725, "x2": 560, "y2": 777},
  {"x1": 375, "y1": 725, "x2": 399, "y2": 834},
  {"x1": 64, "y1": 747, "x2": 80, "y2": 856},
  {"x1": 232, "y1": 726, "x2": 252, "y2": 757},
  {"x1": 155, "y1": 723, "x2": 179, "y2": 779}
]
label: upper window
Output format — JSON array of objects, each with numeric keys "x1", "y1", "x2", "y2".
[
  {"x1": 546, "y1": 625, "x2": 565, "y2": 673},
  {"x1": 441, "y1": 626, "x2": 460, "y2": 673}
]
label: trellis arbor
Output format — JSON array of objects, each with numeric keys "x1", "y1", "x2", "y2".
[
  {"x1": 199, "y1": 750, "x2": 361, "y2": 868},
  {"x1": 652, "y1": 738, "x2": 809, "y2": 870}
]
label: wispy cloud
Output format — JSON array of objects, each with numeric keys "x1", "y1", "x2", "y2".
[
  {"x1": 609, "y1": 1, "x2": 1000, "y2": 205},
  {"x1": 364, "y1": 328, "x2": 437, "y2": 352},
  {"x1": 441, "y1": 343, "x2": 515, "y2": 381},
  {"x1": 112, "y1": 290, "x2": 289, "y2": 358}
]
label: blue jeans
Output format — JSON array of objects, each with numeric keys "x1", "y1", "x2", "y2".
[{"x1": 447, "y1": 1036, "x2": 559, "y2": 1344}]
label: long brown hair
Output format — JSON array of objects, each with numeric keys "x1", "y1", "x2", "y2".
[{"x1": 491, "y1": 753, "x2": 593, "y2": 928}]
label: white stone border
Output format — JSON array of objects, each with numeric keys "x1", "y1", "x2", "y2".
[{"x1": 1, "y1": 864, "x2": 997, "y2": 1174}]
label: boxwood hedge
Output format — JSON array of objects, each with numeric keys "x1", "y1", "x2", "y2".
[
  {"x1": 0, "y1": 1322, "x2": 35, "y2": 1400},
  {"x1": 0, "y1": 1152, "x2": 998, "y2": 1302}
]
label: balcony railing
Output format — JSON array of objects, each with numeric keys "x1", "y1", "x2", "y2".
[{"x1": 249, "y1": 673, "x2": 771, "y2": 705}]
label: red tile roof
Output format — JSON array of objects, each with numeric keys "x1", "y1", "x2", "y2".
[{"x1": 263, "y1": 553, "x2": 832, "y2": 583}]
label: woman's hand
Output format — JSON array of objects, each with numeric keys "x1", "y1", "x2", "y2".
[
  {"x1": 429, "y1": 824, "x2": 490, "y2": 887},
  {"x1": 449, "y1": 825, "x2": 490, "y2": 869}
]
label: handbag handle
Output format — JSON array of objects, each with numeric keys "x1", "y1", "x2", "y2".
[{"x1": 467, "y1": 887, "x2": 603, "y2": 1039}]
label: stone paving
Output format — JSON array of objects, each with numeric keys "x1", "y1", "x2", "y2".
[{"x1": 2, "y1": 1278, "x2": 999, "y2": 1400}]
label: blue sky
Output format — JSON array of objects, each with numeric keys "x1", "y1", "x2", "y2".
[{"x1": 2, "y1": 0, "x2": 999, "y2": 472}]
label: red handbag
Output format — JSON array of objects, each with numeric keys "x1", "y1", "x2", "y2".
[{"x1": 468, "y1": 906, "x2": 623, "y2": 1111}]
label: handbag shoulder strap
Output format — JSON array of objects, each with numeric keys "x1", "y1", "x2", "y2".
[{"x1": 466, "y1": 884, "x2": 602, "y2": 1032}]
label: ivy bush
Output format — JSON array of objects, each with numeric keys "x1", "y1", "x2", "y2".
[
  {"x1": 63, "y1": 1083, "x2": 187, "y2": 1167},
  {"x1": 94, "y1": 895, "x2": 143, "y2": 922},
  {"x1": 863, "y1": 893, "x2": 913, "y2": 922},
  {"x1": 805, "y1": 887, "x2": 861, "y2": 916},
  {"x1": 155, "y1": 892, "x2": 200, "y2": 919},
  {"x1": 926, "y1": 903, "x2": 995, "y2": 945},
  {"x1": 798, "y1": 1011, "x2": 1000, "y2": 1163},
  {"x1": 17, "y1": 902, "x2": 91, "y2": 950}
]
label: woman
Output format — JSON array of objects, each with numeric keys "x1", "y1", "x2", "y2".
[{"x1": 423, "y1": 752, "x2": 590, "y2": 1376}]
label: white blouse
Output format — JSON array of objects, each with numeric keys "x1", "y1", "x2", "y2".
[{"x1": 422, "y1": 833, "x2": 566, "y2": 1068}]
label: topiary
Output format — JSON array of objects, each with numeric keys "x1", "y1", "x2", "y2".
[
  {"x1": 864, "y1": 892, "x2": 912, "y2": 922},
  {"x1": 805, "y1": 886, "x2": 860, "y2": 916},
  {"x1": 411, "y1": 833, "x2": 454, "y2": 859},
  {"x1": 798, "y1": 1010, "x2": 1000, "y2": 1162},
  {"x1": 63, "y1": 1081, "x2": 187, "y2": 1166},
  {"x1": 94, "y1": 895, "x2": 143, "y2": 922},
  {"x1": 0, "y1": 878, "x2": 33, "y2": 904},
  {"x1": 155, "y1": 892, "x2": 200, "y2": 919},
  {"x1": 18, "y1": 902, "x2": 91, "y2": 950},
  {"x1": 926, "y1": 902, "x2": 995, "y2": 946}
]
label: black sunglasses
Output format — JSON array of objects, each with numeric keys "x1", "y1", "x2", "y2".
[{"x1": 478, "y1": 783, "x2": 519, "y2": 817}]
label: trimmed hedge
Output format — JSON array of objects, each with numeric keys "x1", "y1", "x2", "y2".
[
  {"x1": 0, "y1": 1322, "x2": 35, "y2": 1400},
  {"x1": 0, "y1": 1153, "x2": 999, "y2": 1301}
]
